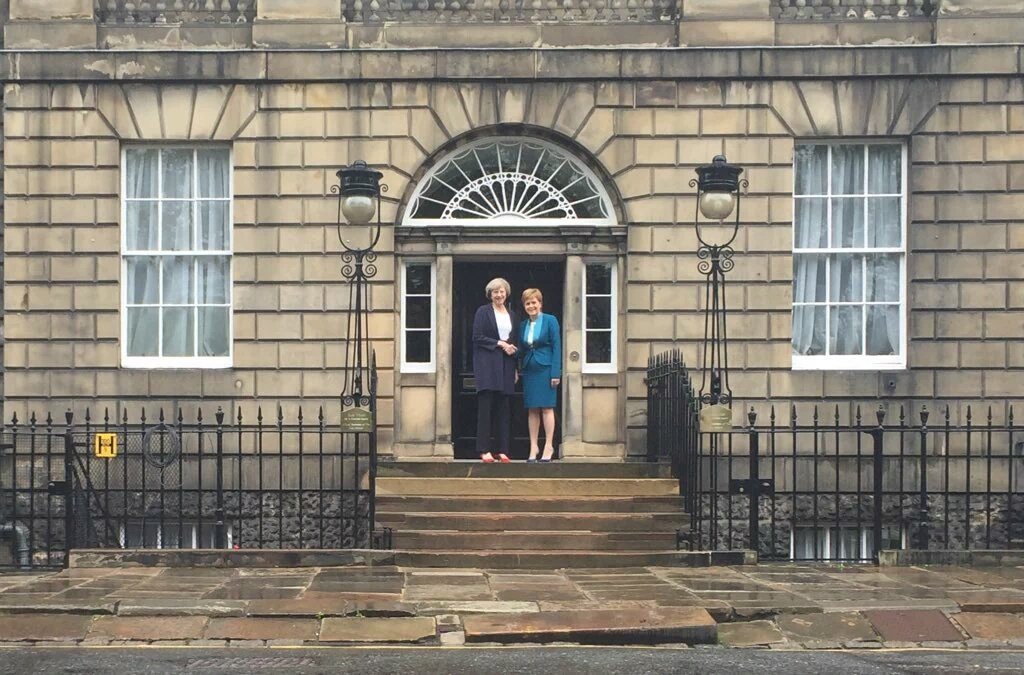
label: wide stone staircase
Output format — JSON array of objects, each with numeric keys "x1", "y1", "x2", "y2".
[{"x1": 376, "y1": 462, "x2": 735, "y2": 569}]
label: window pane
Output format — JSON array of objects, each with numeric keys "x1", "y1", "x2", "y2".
[
  {"x1": 586, "y1": 297, "x2": 612, "y2": 330},
  {"x1": 162, "y1": 307, "x2": 195, "y2": 357},
  {"x1": 865, "y1": 254, "x2": 900, "y2": 303},
  {"x1": 792, "y1": 305, "x2": 826, "y2": 356},
  {"x1": 869, "y1": 145, "x2": 901, "y2": 194},
  {"x1": 126, "y1": 307, "x2": 159, "y2": 356},
  {"x1": 866, "y1": 305, "x2": 899, "y2": 356},
  {"x1": 162, "y1": 149, "x2": 194, "y2": 199},
  {"x1": 794, "y1": 198, "x2": 827, "y2": 248},
  {"x1": 162, "y1": 201, "x2": 194, "y2": 251},
  {"x1": 405, "y1": 265, "x2": 431, "y2": 295},
  {"x1": 586, "y1": 331, "x2": 612, "y2": 364},
  {"x1": 126, "y1": 148, "x2": 159, "y2": 198},
  {"x1": 829, "y1": 254, "x2": 863, "y2": 302},
  {"x1": 405, "y1": 331, "x2": 431, "y2": 363},
  {"x1": 829, "y1": 306, "x2": 863, "y2": 356},
  {"x1": 126, "y1": 256, "x2": 159, "y2": 304},
  {"x1": 162, "y1": 256, "x2": 195, "y2": 304},
  {"x1": 831, "y1": 145, "x2": 865, "y2": 195},
  {"x1": 197, "y1": 257, "x2": 229, "y2": 304},
  {"x1": 793, "y1": 254, "x2": 826, "y2": 303},
  {"x1": 198, "y1": 202, "x2": 229, "y2": 251},
  {"x1": 197, "y1": 149, "x2": 229, "y2": 198},
  {"x1": 586, "y1": 264, "x2": 612, "y2": 295},
  {"x1": 406, "y1": 297, "x2": 431, "y2": 329},
  {"x1": 126, "y1": 202, "x2": 159, "y2": 251},
  {"x1": 831, "y1": 197, "x2": 865, "y2": 248},
  {"x1": 198, "y1": 307, "x2": 230, "y2": 357},
  {"x1": 867, "y1": 197, "x2": 901, "y2": 248},
  {"x1": 794, "y1": 145, "x2": 827, "y2": 195}
]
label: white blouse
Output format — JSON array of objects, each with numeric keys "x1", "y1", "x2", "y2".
[{"x1": 494, "y1": 309, "x2": 512, "y2": 341}]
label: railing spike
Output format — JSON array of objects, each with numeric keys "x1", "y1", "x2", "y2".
[
  {"x1": 197, "y1": 407, "x2": 203, "y2": 423},
  {"x1": 920, "y1": 405, "x2": 930, "y2": 426},
  {"x1": 747, "y1": 406, "x2": 757, "y2": 427},
  {"x1": 158, "y1": 407, "x2": 165, "y2": 423},
  {"x1": 29, "y1": 411, "x2": 37, "y2": 427},
  {"x1": 216, "y1": 406, "x2": 225, "y2": 425},
  {"x1": 237, "y1": 407, "x2": 244, "y2": 424},
  {"x1": 875, "y1": 403, "x2": 886, "y2": 427},
  {"x1": 65, "y1": 409, "x2": 73, "y2": 425},
  {"x1": 966, "y1": 405, "x2": 973, "y2": 423},
  {"x1": 85, "y1": 408, "x2": 92, "y2": 423},
  {"x1": 104, "y1": 408, "x2": 110, "y2": 425}
]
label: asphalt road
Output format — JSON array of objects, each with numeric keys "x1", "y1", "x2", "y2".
[{"x1": 3, "y1": 647, "x2": 1023, "y2": 675}]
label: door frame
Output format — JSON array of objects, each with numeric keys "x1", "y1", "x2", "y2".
[{"x1": 391, "y1": 228, "x2": 627, "y2": 460}]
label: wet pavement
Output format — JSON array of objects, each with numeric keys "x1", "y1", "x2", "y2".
[{"x1": 1, "y1": 563, "x2": 1024, "y2": 648}]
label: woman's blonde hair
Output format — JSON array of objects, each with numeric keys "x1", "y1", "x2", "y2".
[
  {"x1": 521, "y1": 288, "x2": 543, "y2": 305},
  {"x1": 485, "y1": 277, "x2": 511, "y2": 301}
]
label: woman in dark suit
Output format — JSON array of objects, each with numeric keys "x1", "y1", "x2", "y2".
[
  {"x1": 518, "y1": 288, "x2": 562, "y2": 462},
  {"x1": 472, "y1": 277, "x2": 520, "y2": 463}
]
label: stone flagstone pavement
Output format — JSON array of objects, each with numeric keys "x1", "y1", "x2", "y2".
[{"x1": 1, "y1": 564, "x2": 1024, "y2": 648}]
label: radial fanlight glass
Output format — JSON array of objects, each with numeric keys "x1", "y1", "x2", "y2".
[
  {"x1": 695, "y1": 155, "x2": 743, "y2": 221},
  {"x1": 405, "y1": 137, "x2": 616, "y2": 227}
]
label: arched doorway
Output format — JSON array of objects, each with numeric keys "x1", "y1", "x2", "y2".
[{"x1": 394, "y1": 134, "x2": 625, "y2": 460}]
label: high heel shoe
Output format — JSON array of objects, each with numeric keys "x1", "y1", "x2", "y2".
[
  {"x1": 480, "y1": 452, "x2": 495, "y2": 463},
  {"x1": 539, "y1": 449, "x2": 555, "y2": 463},
  {"x1": 497, "y1": 453, "x2": 511, "y2": 463}
]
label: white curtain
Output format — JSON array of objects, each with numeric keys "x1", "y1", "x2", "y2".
[
  {"x1": 793, "y1": 145, "x2": 901, "y2": 358},
  {"x1": 126, "y1": 148, "x2": 230, "y2": 358},
  {"x1": 126, "y1": 150, "x2": 159, "y2": 356},
  {"x1": 792, "y1": 146, "x2": 827, "y2": 356}
]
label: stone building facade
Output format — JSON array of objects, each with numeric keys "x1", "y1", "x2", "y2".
[{"x1": 1, "y1": 0, "x2": 1022, "y2": 461}]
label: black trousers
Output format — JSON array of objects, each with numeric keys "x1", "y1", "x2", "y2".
[{"x1": 476, "y1": 390, "x2": 511, "y2": 454}]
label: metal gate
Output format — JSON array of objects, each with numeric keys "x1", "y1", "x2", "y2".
[{"x1": 647, "y1": 349, "x2": 1024, "y2": 562}]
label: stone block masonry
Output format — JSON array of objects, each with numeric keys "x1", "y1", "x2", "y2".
[{"x1": 0, "y1": 46, "x2": 1020, "y2": 459}]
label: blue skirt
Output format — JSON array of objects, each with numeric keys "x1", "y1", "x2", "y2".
[{"x1": 521, "y1": 360, "x2": 557, "y2": 409}]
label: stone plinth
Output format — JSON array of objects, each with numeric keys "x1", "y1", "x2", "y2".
[
  {"x1": 682, "y1": 0, "x2": 771, "y2": 18},
  {"x1": 679, "y1": 0, "x2": 774, "y2": 46},
  {"x1": 7, "y1": 0, "x2": 96, "y2": 48},
  {"x1": 10, "y1": 0, "x2": 93, "y2": 20},
  {"x1": 254, "y1": 0, "x2": 346, "y2": 47},
  {"x1": 938, "y1": 0, "x2": 1024, "y2": 42}
]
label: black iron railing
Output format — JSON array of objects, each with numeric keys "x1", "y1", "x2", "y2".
[
  {"x1": 646, "y1": 350, "x2": 1024, "y2": 562},
  {"x1": 0, "y1": 401, "x2": 386, "y2": 570}
]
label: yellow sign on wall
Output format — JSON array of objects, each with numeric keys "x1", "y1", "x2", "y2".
[{"x1": 94, "y1": 433, "x2": 118, "y2": 459}]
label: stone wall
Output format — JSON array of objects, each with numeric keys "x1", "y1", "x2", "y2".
[
  {"x1": 4, "y1": 0, "x2": 1024, "y2": 48},
  {"x1": 1, "y1": 48, "x2": 1022, "y2": 457}
]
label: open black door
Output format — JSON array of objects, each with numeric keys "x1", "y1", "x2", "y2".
[{"x1": 452, "y1": 261, "x2": 565, "y2": 460}]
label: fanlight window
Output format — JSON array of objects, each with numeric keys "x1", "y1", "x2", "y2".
[{"x1": 405, "y1": 138, "x2": 615, "y2": 226}]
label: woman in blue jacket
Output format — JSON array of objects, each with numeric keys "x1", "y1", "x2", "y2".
[
  {"x1": 518, "y1": 288, "x2": 562, "y2": 462},
  {"x1": 472, "y1": 278, "x2": 520, "y2": 463}
]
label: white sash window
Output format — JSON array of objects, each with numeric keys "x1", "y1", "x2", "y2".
[
  {"x1": 792, "y1": 142, "x2": 906, "y2": 370},
  {"x1": 122, "y1": 146, "x2": 232, "y2": 368}
]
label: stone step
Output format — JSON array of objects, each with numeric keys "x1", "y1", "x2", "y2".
[
  {"x1": 392, "y1": 530, "x2": 679, "y2": 551},
  {"x1": 378, "y1": 461, "x2": 673, "y2": 479},
  {"x1": 393, "y1": 549, "x2": 751, "y2": 569},
  {"x1": 376, "y1": 495, "x2": 684, "y2": 514},
  {"x1": 376, "y1": 477, "x2": 679, "y2": 497},
  {"x1": 376, "y1": 511, "x2": 689, "y2": 532}
]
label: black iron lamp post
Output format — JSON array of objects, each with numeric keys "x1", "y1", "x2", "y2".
[
  {"x1": 690, "y1": 155, "x2": 747, "y2": 415},
  {"x1": 333, "y1": 160, "x2": 386, "y2": 410}
]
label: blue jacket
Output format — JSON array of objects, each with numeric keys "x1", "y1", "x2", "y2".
[
  {"x1": 518, "y1": 313, "x2": 562, "y2": 379},
  {"x1": 472, "y1": 304, "x2": 520, "y2": 394}
]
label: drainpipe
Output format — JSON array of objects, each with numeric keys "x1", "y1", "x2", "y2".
[{"x1": 0, "y1": 522, "x2": 31, "y2": 569}]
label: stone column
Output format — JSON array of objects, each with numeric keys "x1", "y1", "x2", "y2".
[
  {"x1": 561, "y1": 255, "x2": 585, "y2": 458},
  {"x1": 679, "y1": 0, "x2": 774, "y2": 47},
  {"x1": 937, "y1": 0, "x2": 1024, "y2": 43},
  {"x1": 6, "y1": 0, "x2": 97, "y2": 48},
  {"x1": 433, "y1": 251, "x2": 455, "y2": 458},
  {"x1": 254, "y1": 0, "x2": 347, "y2": 48}
]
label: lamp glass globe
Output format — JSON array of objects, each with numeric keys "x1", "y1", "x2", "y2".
[
  {"x1": 698, "y1": 191, "x2": 736, "y2": 221},
  {"x1": 341, "y1": 194, "x2": 376, "y2": 225}
]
